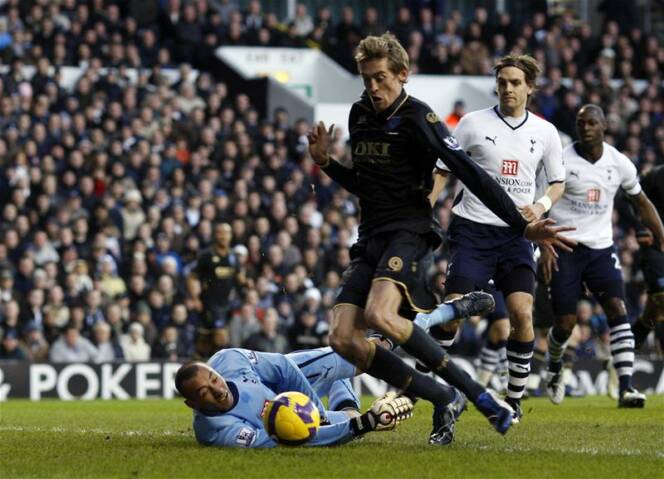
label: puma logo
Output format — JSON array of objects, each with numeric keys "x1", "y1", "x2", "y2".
[
  {"x1": 569, "y1": 170, "x2": 580, "y2": 179},
  {"x1": 485, "y1": 136, "x2": 497, "y2": 145}
]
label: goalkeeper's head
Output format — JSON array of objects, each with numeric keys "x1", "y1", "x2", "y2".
[{"x1": 175, "y1": 362, "x2": 235, "y2": 413}]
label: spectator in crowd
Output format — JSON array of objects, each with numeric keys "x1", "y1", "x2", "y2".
[
  {"x1": 22, "y1": 321, "x2": 49, "y2": 361},
  {"x1": 0, "y1": 329, "x2": 27, "y2": 360},
  {"x1": 152, "y1": 325, "x2": 183, "y2": 361},
  {"x1": 444, "y1": 100, "x2": 466, "y2": 130},
  {"x1": 288, "y1": 309, "x2": 329, "y2": 350},
  {"x1": 292, "y1": 3, "x2": 313, "y2": 38},
  {"x1": 120, "y1": 321, "x2": 151, "y2": 362},
  {"x1": 0, "y1": 269, "x2": 15, "y2": 304},
  {"x1": 49, "y1": 324, "x2": 98, "y2": 363},
  {"x1": 92, "y1": 320, "x2": 122, "y2": 363},
  {"x1": 243, "y1": 308, "x2": 289, "y2": 353}
]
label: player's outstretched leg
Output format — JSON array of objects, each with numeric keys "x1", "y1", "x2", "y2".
[
  {"x1": 397, "y1": 323, "x2": 513, "y2": 434},
  {"x1": 429, "y1": 389, "x2": 466, "y2": 445},
  {"x1": 361, "y1": 342, "x2": 466, "y2": 444},
  {"x1": 414, "y1": 291, "x2": 496, "y2": 331},
  {"x1": 361, "y1": 283, "x2": 511, "y2": 438},
  {"x1": 414, "y1": 291, "x2": 495, "y2": 374}
]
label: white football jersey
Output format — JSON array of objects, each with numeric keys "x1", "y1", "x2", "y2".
[
  {"x1": 436, "y1": 107, "x2": 565, "y2": 227},
  {"x1": 549, "y1": 142, "x2": 641, "y2": 249}
]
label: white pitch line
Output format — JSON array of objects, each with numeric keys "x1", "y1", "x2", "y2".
[
  {"x1": 471, "y1": 443, "x2": 655, "y2": 458},
  {"x1": 1, "y1": 426, "x2": 661, "y2": 458},
  {"x1": 0, "y1": 425, "x2": 188, "y2": 437}
]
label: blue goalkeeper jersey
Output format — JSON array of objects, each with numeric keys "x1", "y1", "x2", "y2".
[{"x1": 192, "y1": 348, "x2": 358, "y2": 448}]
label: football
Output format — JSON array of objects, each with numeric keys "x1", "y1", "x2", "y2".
[{"x1": 263, "y1": 391, "x2": 321, "y2": 446}]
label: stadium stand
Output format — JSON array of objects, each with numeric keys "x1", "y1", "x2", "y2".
[{"x1": 0, "y1": 0, "x2": 662, "y2": 365}]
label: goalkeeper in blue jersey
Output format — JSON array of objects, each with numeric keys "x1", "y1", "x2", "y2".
[{"x1": 175, "y1": 347, "x2": 415, "y2": 448}]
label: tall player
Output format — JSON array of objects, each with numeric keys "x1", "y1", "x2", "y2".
[
  {"x1": 308, "y1": 35, "x2": 574, "y2": 444},
  {"x1": 629, "y1": 165, "x2": 664, "y2": 351},
  {"x1": 426, "y1": 54, "x2": 566, "y2": 421},
  {"x1": 541, "y1": 105, "x2": 664, "y2": 407}
]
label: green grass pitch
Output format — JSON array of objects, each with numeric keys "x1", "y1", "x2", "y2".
[{"x1": 1, "y1": 396, "x2": 662, "y2": 478}]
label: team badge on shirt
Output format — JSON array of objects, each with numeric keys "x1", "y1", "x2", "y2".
[
  {"x1": 443, "y1": 136, "x2": 462, "y2": 151},
  {"x1": 426, "y1": 112, "x2": 441, "y2": 123},
  {"x1": 235, "y1": 427, "x2": 256, "y2": 447},
  {"x1": 501, "y1": 159, "x2": 519, "y2": 176},
  {"x1": 388, "y1": 257, "x2": 403, "y2": 272}
]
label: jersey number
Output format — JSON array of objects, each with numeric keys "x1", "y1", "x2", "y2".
[{"x1": 611, "y1": 253, "x2": 622, "y2": 270}]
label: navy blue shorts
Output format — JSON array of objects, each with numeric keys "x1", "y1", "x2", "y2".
[
  {"x1": 445, "y1": 216, "x2": 536, "y2": 297},
  {"x1": 485, "y1": 283, "x2": 508, "y2": 322},
  {"x1": 550, "y1": 244, "x2": 625, "y2": 316}
]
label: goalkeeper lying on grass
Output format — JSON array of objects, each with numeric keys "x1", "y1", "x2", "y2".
[{"x1": 175, "y1": 346, "x2": 415, "y2": 448}]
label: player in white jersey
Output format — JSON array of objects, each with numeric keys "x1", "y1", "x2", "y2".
[
  {"x1": 423, "y1": 54, "x2": 569, "y2": 421},
  {"x1": 541, "y1": 105, "x2": 664, "y2": 408}
]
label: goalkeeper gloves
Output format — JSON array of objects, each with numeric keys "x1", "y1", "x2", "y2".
[{"x1": 350, "y1": 392, "x2": 414, "y2": 436}]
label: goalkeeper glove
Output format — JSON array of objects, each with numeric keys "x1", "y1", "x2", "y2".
[{"x1": 350, "y1": 392, "x2": 414, "y2": 436}]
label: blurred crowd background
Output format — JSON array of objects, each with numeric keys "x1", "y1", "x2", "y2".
[{"x1": 0, "y1": 0, "x2": 662, "y2": 364}]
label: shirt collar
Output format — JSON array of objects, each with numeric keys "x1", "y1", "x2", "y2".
[{"x1": 360, "y1": 89, "x2": 408, "y2": 120}]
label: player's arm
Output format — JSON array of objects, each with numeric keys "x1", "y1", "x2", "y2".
[
  {"x1": 200, "y1": 422, "x2": 277, "y2": 448},
  {"x1": 522, "y1": 181, "x2": 565, "y2": 222},
  {"x1": 522, "y1": 127, "x2": 566, "y2": 222},
  {"x1": 299, "y1": 393, "x2": 415, "y2": 447},
  {"x1": 617, "y1": 155, "x2": 664, "y2": 250},
  {"x1": 627, "y1": 191, "x2": 664, "y2": 251},
  {"x1": 428, "y1": 169, "x2": 449, "y2": 206},
  {"x1": 308, "y1": 121, "x2": 361, "y2": 195},
  {"x1": 251, "y1": 351, "x2": 328, "y2": 418}
]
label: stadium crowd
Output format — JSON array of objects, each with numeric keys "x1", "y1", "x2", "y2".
[{"x1": 0, "y1": 0, "x2": 662, "y2": 363}]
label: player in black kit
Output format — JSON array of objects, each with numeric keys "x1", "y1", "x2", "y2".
[
  {"x1": 626, "y1": 165, "x2": 664, "y2": 351},
  {"x1": 308, "y1": 33, "x2": 575, "y2": 445}
]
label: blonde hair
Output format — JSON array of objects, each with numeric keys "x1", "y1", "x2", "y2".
[
  {"x1": 355, "y1": 33, "x2": 410, "y2": 74},
  {"x1": 494, "y1": 53, "x2": 542, "y2": 91}
]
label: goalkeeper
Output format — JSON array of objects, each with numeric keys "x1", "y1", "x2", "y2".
[{"x1": 175, "y1": 346, "x2": 415, "y2": 448}]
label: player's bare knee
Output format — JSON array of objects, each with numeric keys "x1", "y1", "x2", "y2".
[
  {"x1": 556, "y1": 315, "x2": 577, "y2": 333},
  {"x1": 509, "y1": 308, "x2": 533, "y2": 329},
  {"x1": 329, "y1": 330, "x2": 355, "y2": 357},
  {"x1": 492, "y1": 319, "x2": 510, "y2": 339},
  {"x1": 603, "y1": 297, "x2": 626, "y2": 319}
]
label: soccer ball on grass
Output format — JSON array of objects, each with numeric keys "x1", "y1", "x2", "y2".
[{"x1": 262, "y1": 391, "x2": 321, "y2": 446}]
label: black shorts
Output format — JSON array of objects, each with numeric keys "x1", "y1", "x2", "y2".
[
  {"x1": 336, "y1": 230, "x2": 438, "y2": 314},
  {"x1": 640, "y1": 245, "x2": 664, "y2": 294}
]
